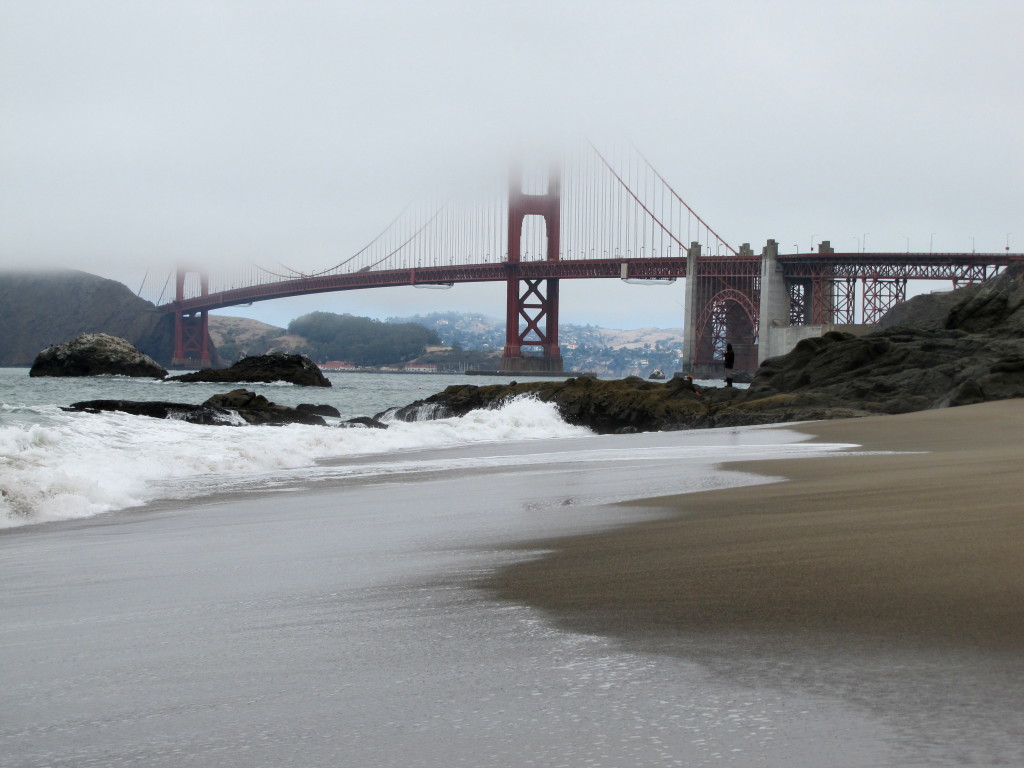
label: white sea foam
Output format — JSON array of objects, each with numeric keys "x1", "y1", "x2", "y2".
[{"x1": 0, "y1": 397, "x2": 589, "y2": 528}]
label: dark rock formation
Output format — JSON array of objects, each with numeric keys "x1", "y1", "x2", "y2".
[
  {"x1": 67, "y1": 389, "x2": 327, "y2": 426},
  {"x1": 340, "y1": 416, "x2": 389, "y2": 430},
  {"x1": 383, "y1": 264, "x2": 1024, "y2": 433},
  {"x1": 66, "y1": 399, "x2": 241, "y2": 426},
  {"x1": 382, "y1": 375, "x2": 709, "y2": 434},
  {"x1": 202, "y1": 389, "x2": 328, "y2": 425},
  {"x1": 297, "y1": 403, "x2": 342, "y2": 418},
  {"x1": 0, "y1": 269, "x2": 184, "y2": 366},
  {"x1": 744, "y1": 262, "x2": 1024, "y2": 413},
  {"x1": 30, "y1": 333, "x2": 168, "y2": 379},
  {"x1": 167, "y1": 353, "x2": 331, "y2": 387}
]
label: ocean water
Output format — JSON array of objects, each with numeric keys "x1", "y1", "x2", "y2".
[
  {"x1": 0, "y1": 368, "x2": 592, "y2": 527},
  {"x1": 2, "y1": 367, "x2": 1021, "y2": 766},
  {"x1": 0, "y1": 368, "x2": 732, "y2": 528}
]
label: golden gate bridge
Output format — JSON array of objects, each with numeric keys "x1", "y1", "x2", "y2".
[{"x1": 161, "y1": 144, "x2": 1023, "y2": 373}]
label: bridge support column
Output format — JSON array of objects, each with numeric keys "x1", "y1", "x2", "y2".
[
  {"x1": 501, "y1": 163, "x2": 563, "y2": 373},
  {"x1": 681, "y1": 242, "x2": 701, "y2": 373},
  {"x1": 757, "y1": 239, "x2": 788, "y2": 364},
  {"x1": 171, "y1": 268, "x2": 212, "y2": 369}
]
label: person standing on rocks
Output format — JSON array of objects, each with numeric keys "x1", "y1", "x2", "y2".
[{"x1": 724, "y1": 343, "x2": 735, "y2": 387}]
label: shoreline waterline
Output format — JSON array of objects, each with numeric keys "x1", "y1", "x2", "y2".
[
  {"x1": 3, "y1": 424, "x2": 900, "y2": 767},
  {"x1": 3, "y1": 391, "x2": 1021, "y2": 764},
  {"x1": 487, "y1": 398, "x2": 1024, "y2": 653}
]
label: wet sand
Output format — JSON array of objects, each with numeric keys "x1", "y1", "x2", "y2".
[{"x1": 490, "y1": 399, "x2": 1024, "y2": 652}]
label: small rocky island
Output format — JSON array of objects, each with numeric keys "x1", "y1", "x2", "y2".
[
  {"x1": 166, "y1": 353, "x2": 332, "y2": 387},
  {"x1": 30, "y1": 335, "x2": 331, "y2": 388},
  {"x1": 30, "y1": 333, "x2": 168, "y2": 379}
]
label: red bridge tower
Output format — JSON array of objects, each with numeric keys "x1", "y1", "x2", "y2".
[
  {"x1": 171, "y1": 268, "x2": 212, "y2": 368},
  {"x1": 501, "y1": 164, "x2": 563, "y2": 373}
]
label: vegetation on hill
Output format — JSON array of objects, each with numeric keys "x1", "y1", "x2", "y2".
[
  {"x1": 209, "y1": 313, "x2": 444, "y2": 367},
  {"x1": 286, "y1": 312, "x2": 440, "y2": 366},
  {"x1": 208, "y1": 317, "x2": 303, "y2": 362},
  {"x1": 388, "y1": 312, "x2": 684, "y2": 376}
]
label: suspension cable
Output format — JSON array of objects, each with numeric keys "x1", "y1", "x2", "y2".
[{"x1": 628, "y1": 141, "x2": 737, "y2": 255}]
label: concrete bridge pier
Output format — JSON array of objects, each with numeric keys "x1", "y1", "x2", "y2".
[
  {"x1": 680, "y1": 241, "x2": 701, "y2": 375},
  {"x1": 758, "y1": 239, "x2": 869, "y2": 363},
  {"x1": 757, "y1": 238, "x2": 788, "y2": 364}
]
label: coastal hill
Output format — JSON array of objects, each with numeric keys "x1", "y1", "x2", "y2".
[
  {"x1": 0, "y1": 271, "x2": 438, "y2": 368},
  {"x1": 0, "y1": 269, "x2": 683, "y2": 375},
  {"x1": 0, "y1": 270, "x2": 175, "y2": 366}
]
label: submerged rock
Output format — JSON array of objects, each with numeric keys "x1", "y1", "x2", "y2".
[
  {"x1": 339, "y1": 416, "x2": 389, "y2": 430},
  {"x1": 167, "y1": 353, "x2": 331, "y2": 387},
  {"x1": 67, "y1": 398, "x2": 243, "y2": 426},
  {"x1": 202, "y1": 389, "x2": 328, "y2": 425},
  {"x1": 67, "y1": 389, "x2": 327, "y2": 426},
  {"x1": 297, "y1": 403, "x2": 342, "y2": 418},
  {"x1": 30, "y1": 333, "x2": 168, "y2": 379}
]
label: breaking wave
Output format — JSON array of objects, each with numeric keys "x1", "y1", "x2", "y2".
[{"x1": 0, "y1": 396, "x2": 590, "y2": 528}]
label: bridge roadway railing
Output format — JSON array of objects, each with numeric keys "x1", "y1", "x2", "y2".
[
  {"x1": 163, "y1": 251, "x2": 1023, "y2": 314},
  {"x1": 162, "y1": 256, "x2": 693, "y2": 314}
]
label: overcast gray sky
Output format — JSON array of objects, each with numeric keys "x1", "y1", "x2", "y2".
[{"x1": 2, "y1": 0, "x2": 1021, "y2": 329}]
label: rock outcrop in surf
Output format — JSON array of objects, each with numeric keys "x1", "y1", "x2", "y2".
[
  {"x1": 386, "y1": 264, "x2": 1024, "y2": 433},
  {"x1": 67, "y1": 389, "x2": 330, "y2": 426},
  {"x1": 66, "y1": 389, "x2": 387, "y2": 428}
]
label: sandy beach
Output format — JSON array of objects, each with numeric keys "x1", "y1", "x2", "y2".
[
  {"x1": 5, "y1": 392, "x2": 1022, "y2": 765},
  {"x1": 489, "y1": 399, "x2": 1024, "y2": 652}
]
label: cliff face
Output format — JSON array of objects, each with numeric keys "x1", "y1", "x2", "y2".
[{"x1": 0, "y1": 270, "x2": 176, "y2": 366}]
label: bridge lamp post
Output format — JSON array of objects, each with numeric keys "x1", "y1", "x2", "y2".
[
  {"x1": 794, "y1": 244, "x2": 799, "y2": 254},
  {"x1": 971, "y1": 236, "x2": 975, "y2": 254},
  {"x1": 903, "y1": 236, "x2": 909, "y2": 253},
  {"x1": 851, "y1": 235, "x2": 861, "y2": 254},
  {"x1": 810, "y1": 234, "x2": 817, "y2": 252},
  {"x1": 930, "y1": 233, "x2": 936, "y2": 254},
  {"x1": 862, "y1": 233, "x2": 869, "y2": 253}
]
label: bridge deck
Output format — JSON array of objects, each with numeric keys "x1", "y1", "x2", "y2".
[{"x1": 164, "y1": 252, "x2": 1023, "y2": 314}]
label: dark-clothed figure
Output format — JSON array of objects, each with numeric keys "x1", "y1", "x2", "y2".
[
  {"x1": 678, "y1": 375, "x2": 701, "y2": 396},
  {"x1": 724, "y1": 343, "x2": 735, "y2": 387}
]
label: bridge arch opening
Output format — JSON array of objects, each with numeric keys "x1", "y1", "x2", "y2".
[{"x1": 694, "y1": 288, "x2": 759, "y2": 374}]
